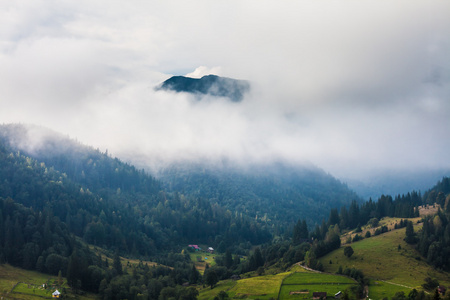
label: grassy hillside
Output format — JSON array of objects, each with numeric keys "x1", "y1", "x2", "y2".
[
  {"x1": 320, "y1": 218, "x2": 450, "y2": 293},
  {"x1": 199, "y1": 265, "x2": 360, "y2": 300},
  {"x1": 0, "y1": 264, "x2": 95, "y2": 300},
  {"x1": 200, "y1": 217, "x2": 450, "y2": 299},
  {"x1": 189, "y1": 251, "x2": 217, "y2": 273},
  {"x1": 340, "y1": 205, "x2": 439, "y2": 246},
  {"x1": 0, "y1": 247, "x2": 164, "y2": 300},
  {"x1": 198, "y1": 270, "x2": 291, "y2": 300},
  {"x1": 279, "y1": 271, "x2": 357, "y2": 299}
]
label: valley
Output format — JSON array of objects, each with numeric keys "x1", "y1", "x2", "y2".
[
  {"x1": 0, "y1": 124, "x2": 449, "y2": 300},
  {"x1": 2, "y1": 1, "x2": 450, "y2": 299}
]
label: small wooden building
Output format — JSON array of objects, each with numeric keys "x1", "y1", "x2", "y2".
[{"x1": 313, "y1": 292, "x2": 327, "y2": 299}]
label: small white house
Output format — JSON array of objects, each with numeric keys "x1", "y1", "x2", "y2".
[
  {"x1": 208, "y1": 247, "x2": 214, "y2": 253},
  {"x1": 52, "y1": 290, "x2": 61, "y2": 298}
]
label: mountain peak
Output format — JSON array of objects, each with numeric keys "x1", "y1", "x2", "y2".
[{"x1": 157, "y1": 74, "x2": 250, "y2": 102}]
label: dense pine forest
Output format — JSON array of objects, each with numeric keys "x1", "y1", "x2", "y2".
[
  {"x1": 159, "y1": 162, "x2": 360, "y2": 231},
  {"x1": 0, "y1": 124, "x2": 449, "y2": 300}
]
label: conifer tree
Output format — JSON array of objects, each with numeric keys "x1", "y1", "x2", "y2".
[
  {"x1": 113, "y1": 250, "x2": 123, "y2": 275},
  {"x1": 405, "y1": 221, "x2": 416, "y2": 244}
]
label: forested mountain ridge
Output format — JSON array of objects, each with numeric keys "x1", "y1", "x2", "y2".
[
  {"x1": 0, "y1": 124, "x2": 271, "y2": 255},
  {"x1": 158, "y1": 162, "x2": 361, "y2": 230},
  {"x1": 0, "y1": 123, "x2": 161, "y2": 195},
  {"x1": 0, "y1": 123, "x2": 360, "y2": 237}
]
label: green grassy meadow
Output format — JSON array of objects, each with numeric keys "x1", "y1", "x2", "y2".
[
  {"x1": 279, "y1": 283, "x2": 355, "y2": 299},
  {"x1": 368, "y1": 280, "x2": 413, "y2": 300},
  {"x1": 283, "y1": 272, "x2": 356, "y2": 285},
  {"x1": 189, "y1": 250, "x2": 217, "y2": 274},
  {"x1": 198, "y1": 271, "x2": 290, "y2": 299},
  {"x1": 228, "y1": 271, "x2": 290, "y2": 299},
  {"x1": 279, "y1": 272, "x2": 357, "y2": 299},
  {"x1": 0, "y1": 264, "x2": 95, "y2": 300},
  {"x1": 198, "y1": 266, "x2": 361, "y2": 300},
  {"x1": 12, "y1": 282, "x2": 56, "y2": 298},
  {"x1": 198, "y1": 280, "x2": 237, "y2": 300},
  {"x1": 320, "y1": 219, "x2": 450, "y2": 297},
  {"x1": 0, "y1": 264, "x2": 56, "y2": 298}
]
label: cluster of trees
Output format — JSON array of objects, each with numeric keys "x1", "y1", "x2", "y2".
[
  {"x1": 389, "y1": 289, "x2": 438, "y2": 300},
  {"x1": 0, "y1": 196, "x2": 73, "y2": 271},
  {"x1": 336, "y1": 266, "x2": 367, "y2": 298},
  {"x1": 324, "y1": 194, "x2": 420, "y2": 234},
  {"x1": 416, "y1": 209, "x2": 450, "y2": 270},
  {"x1": 423, "y1": 177, "x2": 450, "y2": 206},
  {"x1": 97, "y1": 256, "x2": 201, "y2": 300}
]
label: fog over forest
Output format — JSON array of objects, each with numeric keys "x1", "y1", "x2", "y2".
[{"x1": 1, "y1": 1, "x2": 449, "y2": 186}]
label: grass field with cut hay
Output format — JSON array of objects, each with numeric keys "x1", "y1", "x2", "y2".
[{"x1": 228, "y1": 271, "x2": 290, "y2": 299}]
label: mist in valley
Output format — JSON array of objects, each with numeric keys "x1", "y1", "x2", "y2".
[{"x1": 1, "y1": 1, "x2": 450, "y2": 196}]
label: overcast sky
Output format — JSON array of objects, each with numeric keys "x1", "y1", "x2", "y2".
[{"x1": 1, "y1": 0, "x2": 449, "y2": 180}]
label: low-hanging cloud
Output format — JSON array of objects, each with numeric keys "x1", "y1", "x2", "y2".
[{"x1": 0, "y1": 0, "x2": 449, "y2": 181}]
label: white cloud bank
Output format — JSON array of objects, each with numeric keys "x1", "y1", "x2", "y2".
[{"x1": 0, "y1": 0, "x2": 449, "y2": 180}]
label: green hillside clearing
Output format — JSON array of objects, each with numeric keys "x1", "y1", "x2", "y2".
[
  {"x1": 0, "y1": 264, "x2": 95, "y2": 300},
  {"x1": 227, "y1": 271, "x2": 290, "y2": 299},
  {"x1": 279, "y1": 272, "x2": 357, "y2": 299},
  {"x1": 320, "y1": 218, "x2": 450, "y2": 295},
  {"x1": 198, "y1": 265, "x2": 360, "y2": 300}
]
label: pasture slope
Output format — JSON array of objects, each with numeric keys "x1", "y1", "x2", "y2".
[
  {"x1": 0, "y1": 263, "x2": 95, "y2": 300},
  {"x1": 0, "y1": 252, "x2": 159, "y2": 300},
  {"x1": 279, "y1": 271, "x2": 357, "y2": 299},
  {"x1": 320, "y1": 217, "x2": 450, "y2": 298},
  {"x1": 198, "y1": 265, "x2": 359, "y2": 299},
  {"x1": 200, "y1": 217, "x2": 450, "y2": 299}
]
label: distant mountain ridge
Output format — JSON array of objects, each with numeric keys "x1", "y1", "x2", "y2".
[{"x1": 157, "y1": 74, "x2": 250, "y2": 102}]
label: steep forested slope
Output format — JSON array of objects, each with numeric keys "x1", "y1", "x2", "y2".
[
  {"x1": 416, "y1": 177, "x2": 450, "y2": 270},
  {"x1": 158, "y1": 162, "x2": 361, "y2": 230}
]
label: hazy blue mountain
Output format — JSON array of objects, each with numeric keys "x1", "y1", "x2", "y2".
[
  {"x1": 345, "y1": 169, "x2": 450, "y2": 200},
  {"x1": 157, "y1": 74, "x2": 250, "y2": 101}
]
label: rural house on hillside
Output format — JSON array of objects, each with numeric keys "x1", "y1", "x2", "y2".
[
  {"x1": 313, "y1": 292, "x2": 327, "y2": 299},
  {"x1": 52, "y1": 290, "x2": 61, "y2": 298}
]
